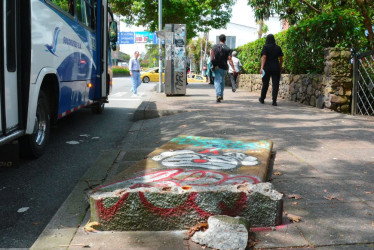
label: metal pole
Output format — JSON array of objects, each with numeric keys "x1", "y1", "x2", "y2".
[
  {"x1": 158, "y1": 0, "x2": 163, "y2": 93},
  {"x1": 351, "y1": 51, "x2": 358, "y2": 115}
]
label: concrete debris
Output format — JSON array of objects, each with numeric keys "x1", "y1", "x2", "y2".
[{"x1": 191, "y1": 215, "x2": 249, "y2": 250}]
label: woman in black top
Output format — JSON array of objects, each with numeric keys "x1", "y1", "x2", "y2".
[{"x1": 259, "y1": 34, "x2": 283, "y2": 106}]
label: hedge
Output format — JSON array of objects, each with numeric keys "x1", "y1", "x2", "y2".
[
  {"x1": 237, "y1": 8, "x2": 366, "y2": 75},
  {"x1": 113, "y1": 66, "x2": 130, "y2": 76}
]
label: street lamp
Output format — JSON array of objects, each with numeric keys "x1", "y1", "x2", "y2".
[{"x1": 158, "y1": 0, "x2": 163, "y2": 93}]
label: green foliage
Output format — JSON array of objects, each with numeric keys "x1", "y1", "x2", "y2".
[
  {"x1": 187, "y1": 36, "x2": 213, "y2": 73},
  {"x1": 247, "y1": 0, "x2": 374, "y2": 48},
  {"x1": 237, "y1": 37, "x2": 265, "y2": 74},
  {"x1": 139, "y1": 45, "x2": 161, "y2": 68},
  {"x1": 113, "y1": 66, "x2": 130, "y2": 76},
  {"x1": 121, "y1": 53, "x2": 130, "y2": 61},
  {"x1": 285, "y1": 9, "x2": 364, "y2": 74},
  {"x1": 237, "y1": 9, "x2": 365, "y2": 74},
  {"x1": 110, "y1": 0, "x2": 236, "y2": 39}
]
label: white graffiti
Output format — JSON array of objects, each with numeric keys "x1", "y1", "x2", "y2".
[
  {"x1": 96, "y1": 169, "x2": 261, "y2": 193},
  {"x1": 151, "y1": 149, "x2": 260, "y2": 170}
]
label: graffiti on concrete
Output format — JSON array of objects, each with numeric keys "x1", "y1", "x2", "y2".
[
  {"x1": 96, "y1": 191, "x2": 248, "y2": 222},
  {"x1": 94, "y1": 168, "x2": 259, "y2": 222},
  {"x1": 97, "y1": 168, "x2": 261, "y2": 193},
  {"x1": 151, "y1": 149, "x2": 259, "y2": 169},
  {"x1": 171, "y1": 136, "x2": 271, "y2": 151}
]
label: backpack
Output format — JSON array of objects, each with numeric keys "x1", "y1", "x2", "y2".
[{"x1": 211, "y1": 44, "x2": 225, "y2": 67}]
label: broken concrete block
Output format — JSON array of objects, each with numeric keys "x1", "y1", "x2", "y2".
[
  {"x1": 191, "y1": 215, "x2": 249, "y2": 250},
  {"x1": 90, "y1": 181, "x2": 283, "y2": 231},
  {"x1": 89, "y1": 136, "x2": 282, "y2": 231}
]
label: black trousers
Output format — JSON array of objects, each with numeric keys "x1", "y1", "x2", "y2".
[
  {"x1": 261, "y1": 70, "x2": 280, "y2": 102},
  {"x1": 229, "y1": 73, "x2": 238, "y2": 91}
]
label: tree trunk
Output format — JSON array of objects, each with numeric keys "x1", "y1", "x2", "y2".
[
  {"x1": 356, "y1": 0, "x2": 373, "y2": 49},
  {"x1": 258, "y1": 19, "x2": 264, "y2": 39}
]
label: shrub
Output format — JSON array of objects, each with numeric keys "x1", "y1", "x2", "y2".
[
  {"x1": 284, "y1": 8, "x2": 364, "y2": 74},
  {"x1": 237, "y1": 8, "x2": 365, "y2": 74},
  {"x1": 113, "y1": 66, "x2": 130, "y2": 76}
]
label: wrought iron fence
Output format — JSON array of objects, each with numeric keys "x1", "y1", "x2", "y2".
[{"x1": 352, "y1": 50, "x2": 374, "y2": 116}]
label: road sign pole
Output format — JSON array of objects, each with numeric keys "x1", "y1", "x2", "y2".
[{"x1": 158, "y1": 0, "x2": 163, "y2": 93}]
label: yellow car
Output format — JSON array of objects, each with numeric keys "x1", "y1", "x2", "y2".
[
  {"x1": 187, "y1": 74, "x2": 208, "y2": 83},
  {"x1": 141, "y1": 67, "x2": 165, "y2": 83}
]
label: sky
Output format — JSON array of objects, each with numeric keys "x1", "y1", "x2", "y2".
[{"x1": 230, "y1": 0, "x2": 257, "y2": 28}]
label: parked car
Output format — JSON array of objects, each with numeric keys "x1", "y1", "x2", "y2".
[
  {"x1": 141, "y1": 67, "x2": 165, "y2": 83},
  {"x1": 188, "y1": 74, "x2": 208, "y2": 83}
]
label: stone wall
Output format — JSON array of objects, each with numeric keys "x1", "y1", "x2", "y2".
[{"x1": 237, "y1": 48, "x2": 352, "y2": 113}]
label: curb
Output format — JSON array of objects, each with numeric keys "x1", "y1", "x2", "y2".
[
  {"x1": 133, "y1": 85, "x2": 192, "y2": 121},
  {"x1": 133, "y1": 103, "x2": 192, "y2": 121},
  {"x1": 31, "y1": 150, "x2": 120, "y2": 250}
]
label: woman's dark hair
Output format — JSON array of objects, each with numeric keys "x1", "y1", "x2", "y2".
[{"x1": 265, "y1": 34, "x2": 276, "y2": 45}]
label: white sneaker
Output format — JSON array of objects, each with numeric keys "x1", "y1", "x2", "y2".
[{"x1": 132, "y1": 93, "x2": 139, "y2": 97}]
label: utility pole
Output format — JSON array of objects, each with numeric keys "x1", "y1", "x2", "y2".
[
  {"x1": 158, "y1": 0, "x2": 163, "y2": 93},
  {"x1": 200, "y1": 35, "x2": 203, "y2": 75},
  {"x1": 203, "y1": 32, "x2": 208, "y2": 75}
]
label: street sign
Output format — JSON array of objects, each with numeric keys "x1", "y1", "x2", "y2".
[
  {"x1": 135, "y1": 31, "x2": 153, "y2": 44},
  {"x1": 118, "y1": 32, "x2": 134, "y2": 44}
]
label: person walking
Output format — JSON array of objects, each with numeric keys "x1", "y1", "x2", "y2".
[
  {"x1": 129, "y1": 51, "x2": 141, "y2": 96},
  {"x1": 210, "y1": 34, "x2": 235, "y2": 102},
  {"x1": 207, "y1": 50, "x2": 214, "y2": 85},
  {"x1": 259, "y1": 34, "x2": 283, "y2": 106},
  {"x1": 228, "y1": 51, "x2": 242, "y2": 92}
]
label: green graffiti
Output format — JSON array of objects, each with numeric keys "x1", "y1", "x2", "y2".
[{"x1": 171, "y1": 136, "x2": 271, "y2": 151}]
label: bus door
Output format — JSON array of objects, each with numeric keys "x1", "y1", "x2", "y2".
[
  {"x1": 99, "y1": 0, "x2": 108, "y2": 99},
  {"x1": 1, "y1": 1, "x2": 19, "y2": 138}
]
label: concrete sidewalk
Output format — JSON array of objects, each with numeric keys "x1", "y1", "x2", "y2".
[{"x1": 32, "y1": 83, "x2": 374, "y2": 249}]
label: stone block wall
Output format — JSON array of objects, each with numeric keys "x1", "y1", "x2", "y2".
[{"x1": 237, "y1": 48, "x2": 352, "y2": 113}]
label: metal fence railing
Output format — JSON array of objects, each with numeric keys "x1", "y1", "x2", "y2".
[{"x1": 351, "y1": 50, "x2": 374, "y2": 116}]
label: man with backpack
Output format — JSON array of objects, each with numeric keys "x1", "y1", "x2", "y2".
[{"x1": 210, "y1": 34, "x2": 236, "y2": 102}]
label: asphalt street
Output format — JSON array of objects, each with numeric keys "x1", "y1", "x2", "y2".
[{"x1": 0, "y1": 77, "x2": 155, "y2": 248}]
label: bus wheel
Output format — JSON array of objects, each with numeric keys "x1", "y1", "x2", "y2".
[
  {"x1": 20, "y1": 90, "x2": 51, "y2": 158},
  {"x1": 91, "y1": 102, "x2": 105, "y2": 114}
]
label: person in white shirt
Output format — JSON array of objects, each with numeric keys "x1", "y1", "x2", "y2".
[
  {"x1": 228, "y1": 51, "x2": 242, "y2": 92},
  {"x1": 129, "y1": 51, "x2": 141, "y2": 96}
]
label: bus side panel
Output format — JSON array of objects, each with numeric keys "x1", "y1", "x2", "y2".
[
  {"x1": 0, "y1": 1, "x2": 4, "y2": 135},
  {"x1": 30, "y1": 0, "x2": 98, "y2": 119}
]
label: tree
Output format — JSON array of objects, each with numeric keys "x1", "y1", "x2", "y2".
[
  {"x1": 257, "y1": 20, "x2": 268, "y2": 39},
  {"x1": 187, "y1": 36, "x2": 212, "y2": 73},
  {"x1": 141, "y1": 44, "x2": 161, "y2": 68},
  {"x1": 109, "y1": 0, "x2": 236, "y2": 39},
  {"x1": 247, "y1": 0, "x2": 373, "y2": 48}
]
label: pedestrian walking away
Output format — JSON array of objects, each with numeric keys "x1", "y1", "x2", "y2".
[
  {"x1": 129, "y1": 51, "x2": 141, "y2": 96},
  {"x1": 259, "y1": 34, "x2": 283, "y2": 106},
  {"x1": 186, "y1": 57, "x2": 190, "y2": 85},
  {"x1": 210, "y1": 34, "x2": 235, "y2": 102},
  {"x1": 207, "y1": 49, "x2": 214, "y2": 85},
  {"x1": 228, "y1": 51, "x2": 242, "y2": 92}
]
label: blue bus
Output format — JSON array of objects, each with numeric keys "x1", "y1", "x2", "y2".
[{"x1": 0, "y1": 0, "x2": 118, "y2": 158}]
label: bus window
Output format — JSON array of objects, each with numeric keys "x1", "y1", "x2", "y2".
[
  {"x1": 49, "y1": 0, "x2": 74, "y2": 16},
  {"x1": 77, "y1": 0, "x2": 96, "y2": 30}
]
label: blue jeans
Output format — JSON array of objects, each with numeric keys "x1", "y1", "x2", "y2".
[
  {"x1": 213, "y1": 68, "x2": 227, "y2": 98},
  {"x1": 131, "y1": 71, "x2": 141, "y2": 94}
]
